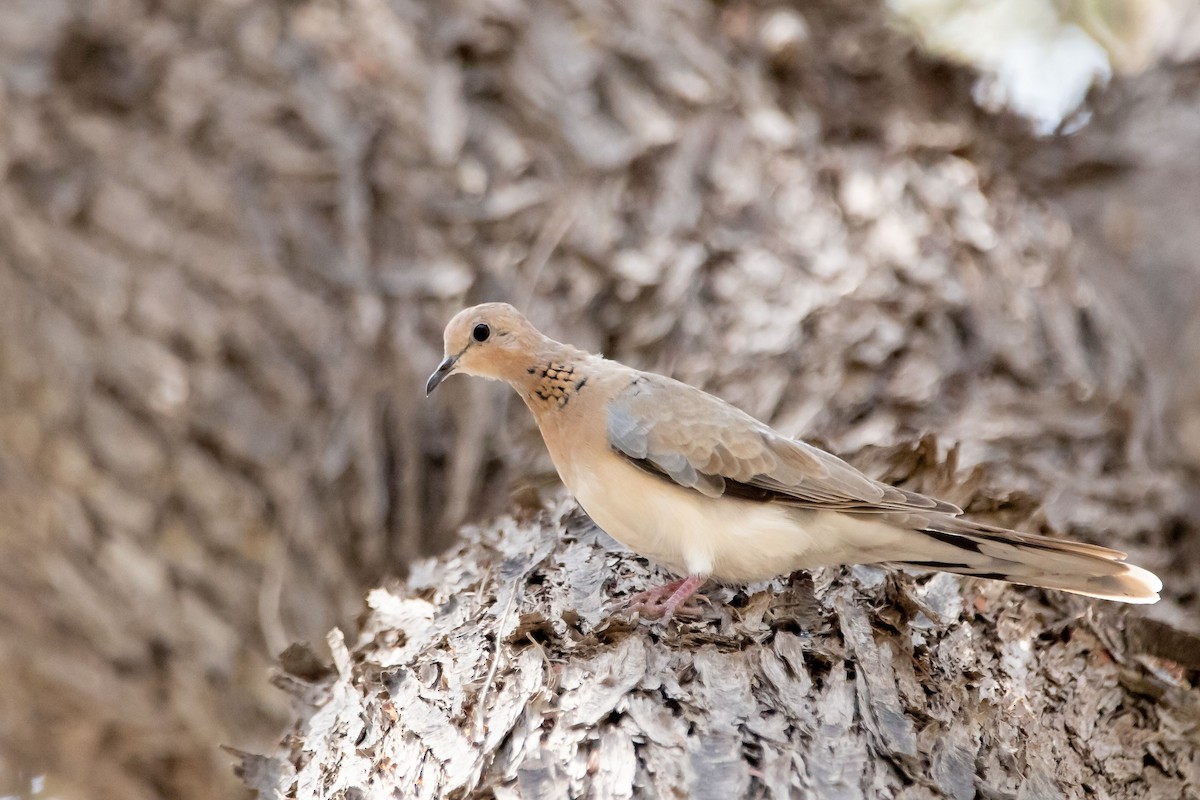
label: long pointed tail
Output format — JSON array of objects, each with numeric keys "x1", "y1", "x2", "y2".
[{"x1": 888, "y1": 519, "x2": 1162, "y2": 603}]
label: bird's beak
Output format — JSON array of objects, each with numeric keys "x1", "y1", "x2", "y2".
[{"x1": 425, "y1": 355, "x2": 459, "y2": 395}]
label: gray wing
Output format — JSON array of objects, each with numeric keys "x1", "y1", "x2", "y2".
[{"x1": 606, "y1": 373, "x2": 961, "y2": 515}]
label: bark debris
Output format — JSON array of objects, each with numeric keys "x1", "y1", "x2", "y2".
[{"x1": 244, "y1": 467, "x2": 1200, "y2": 798}]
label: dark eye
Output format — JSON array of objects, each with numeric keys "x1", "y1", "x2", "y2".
[{"x1": 472, "y1": 323, "x2": 491, "y2": 343}]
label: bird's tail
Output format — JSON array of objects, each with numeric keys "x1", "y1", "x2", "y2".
[{"x1": 887, "y1": 518, "x2": 1161, "y2": 604}]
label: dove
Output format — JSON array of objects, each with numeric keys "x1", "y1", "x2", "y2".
[{"x1": 427, "y1": 303, "x2": 1162, "y2": 620}]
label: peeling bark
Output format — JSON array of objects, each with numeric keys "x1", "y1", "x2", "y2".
[{"x1": 245, "y1": 478, "x2": 1200, "y2": 798}]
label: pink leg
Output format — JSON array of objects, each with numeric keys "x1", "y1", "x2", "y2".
[
  {"x1": 623, "y1": 575, "x2": 708, "y2": 621},
  {"x1": 621, "y1": 578, "x2": 688, "y2": 609}
]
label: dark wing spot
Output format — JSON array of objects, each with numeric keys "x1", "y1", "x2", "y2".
[
  {"x1": 968, "y1": 572, "x2": 1010, "y2": 581},
  {"x1": 921, "y1": 529, "x2": 984, "y2": 554}
]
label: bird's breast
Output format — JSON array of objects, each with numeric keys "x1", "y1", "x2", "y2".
[{"x1": 554, "y1": 447, "x2": 861, "y2": 582}]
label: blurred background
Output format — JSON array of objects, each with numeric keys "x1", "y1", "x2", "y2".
[{"x1": 0, "y1": 0, "x2": 1198, "y2": 798}]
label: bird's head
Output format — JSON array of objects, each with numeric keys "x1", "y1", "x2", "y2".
[{"x1": 426, "y1": 303, "x2": 548, "y2": 394}]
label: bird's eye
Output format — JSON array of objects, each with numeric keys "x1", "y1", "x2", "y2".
[{"x1": 472, "y1": 323, "x2": 491, "y2": 343}]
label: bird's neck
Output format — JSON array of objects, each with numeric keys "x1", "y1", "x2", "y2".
[{"x1": 514, "y1": 341, "x2": 593, "y2": 414}]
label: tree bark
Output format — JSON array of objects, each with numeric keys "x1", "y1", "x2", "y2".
[
  {"x1": 0, "y1": 0, "x2": 1197, "y2": 798},
  {"x1": 240, "y1": 461, "x2": 1200, "y2": 799}
]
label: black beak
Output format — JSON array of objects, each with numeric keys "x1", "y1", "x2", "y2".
[{"x1": 425, "y1": 355, "x2": 458, "y2": 395}]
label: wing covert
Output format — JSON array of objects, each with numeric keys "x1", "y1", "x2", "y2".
[{"x1": 605, "y1": 374, "x2": 960, "y2": 515}]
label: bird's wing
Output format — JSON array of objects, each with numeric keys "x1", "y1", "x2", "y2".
[{"x1": 606, "y1": 373, "x2": 961, "y2": 515}]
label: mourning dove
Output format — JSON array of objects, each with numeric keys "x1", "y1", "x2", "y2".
[{"x1": 427, "y1": 303, "x2": 1162, "y2": 619}]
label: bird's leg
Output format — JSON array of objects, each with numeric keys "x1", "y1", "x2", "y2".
[
  {"x1": 624, "y1": 575, "x2": 708, "y2": 621},
  {"x1": 621, "y1": 578, "x2": 687, "y2": 610},
  {"x1": 658, "y1": 575, "x2": 707, "y2": 620}
]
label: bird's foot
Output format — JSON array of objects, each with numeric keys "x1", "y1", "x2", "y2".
[{"x1": 620, "y1": 575, "x2": 708, "y2": 621}]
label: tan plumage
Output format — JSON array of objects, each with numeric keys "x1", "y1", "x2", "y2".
[{"x1": 428, "y1": 303, "x2": 1162, "y2": 618}]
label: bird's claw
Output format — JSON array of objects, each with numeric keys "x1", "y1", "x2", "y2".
[{"x1": 612, "y1": 576, "x2": 709, "y2": 622}]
